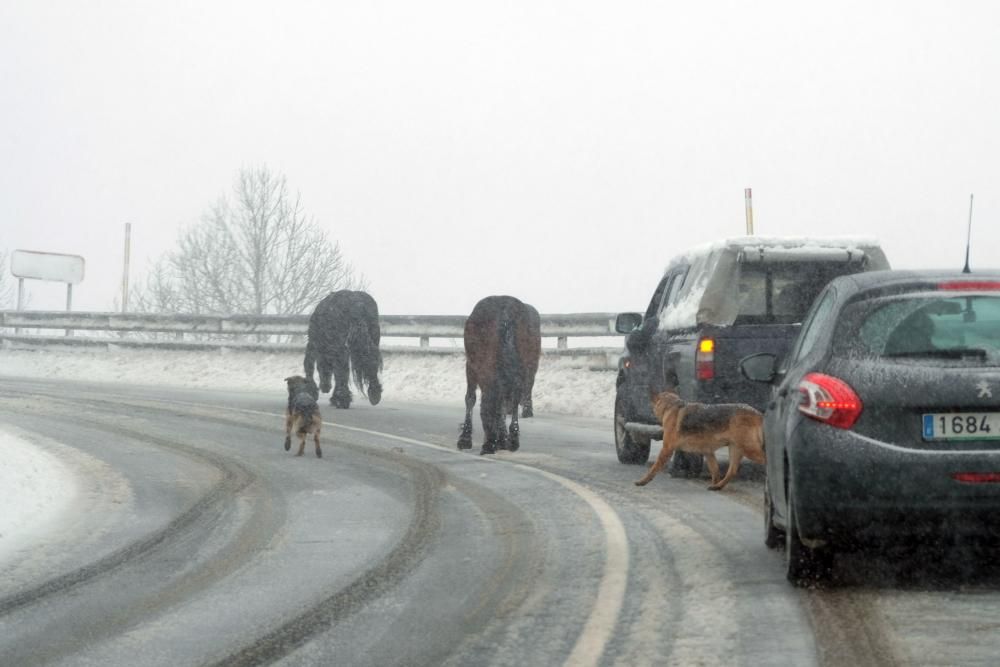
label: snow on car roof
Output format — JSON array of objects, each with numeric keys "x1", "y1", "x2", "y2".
[
  {"x1": 663, "y1": 236, "x2": 882, "y2": 273},
  {"x1": 658, "y1": 236, "x2": 885, "y2": 331}
]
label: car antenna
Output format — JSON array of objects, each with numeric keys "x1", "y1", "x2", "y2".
[{"x1": 962, "y1": 193, "x2": 974, "y2": 273}]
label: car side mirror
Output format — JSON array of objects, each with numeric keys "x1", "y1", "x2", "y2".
[
  {"x1": 739, "y1": 352, "x2": 778, "y2": 383},
  {"x1": 624, "y1": 315, "x2": 658, "y2": 352},
  {"x1": 615, "y1": 312, "x2": 643, "y2": 334}
]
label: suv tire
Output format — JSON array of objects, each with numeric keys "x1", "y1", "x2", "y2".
[
  {"x1": 614, "y1": 391, "x2": 650, "y2": 464},
  {"x1": 786, "y1": 487, "x2": 834, "y2": 586}
]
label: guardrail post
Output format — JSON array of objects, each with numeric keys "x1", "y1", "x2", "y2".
[
  {"x1": 419, "y1": 336, "x2": 429, "y2": 348},
  {"x1": 557, "y1": 336, "x2": 568, "y2": 350}
]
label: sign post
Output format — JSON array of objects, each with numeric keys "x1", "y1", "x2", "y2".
[
  {"x1": 744, "y1": 187, "x2": 754, "y2": 235},
  {"x1": 11, "y1": 250, "x2": 86, "y2": 336}
]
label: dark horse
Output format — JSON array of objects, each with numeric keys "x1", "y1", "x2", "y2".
[
  {"x1": 304, "y1": 290, "x2": 383, "y2": 409},
  {"x1": 457, "y1": 295, "x2": 542, "y2": 455}
]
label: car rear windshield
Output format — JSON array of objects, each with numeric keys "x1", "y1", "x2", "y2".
[
  {"x1": 733, "y1": 262, "x2": 863, "y2": 325},
  {"x1": 833, "y1": 292, "x2": 1000, "y2": 363}
]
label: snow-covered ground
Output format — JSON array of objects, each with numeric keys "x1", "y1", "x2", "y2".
[
  {"x1": 0, "y1": 347, "x2": 618, "y2": 564},
  {"x1": 0, "y1": 347, "x2": 616, "y2": 418},
  {"x1": 0, "y1": 426, "x2": 80, "y2": 568}
]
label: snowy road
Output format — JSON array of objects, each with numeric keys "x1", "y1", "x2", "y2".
[{"x1": 1, "y1": 375, "x2": 999, "y2": 665}]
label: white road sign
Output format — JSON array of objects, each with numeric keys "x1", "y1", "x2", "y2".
[{"x1": 11, "y1": 249, "x2": 85, "y2": 284}]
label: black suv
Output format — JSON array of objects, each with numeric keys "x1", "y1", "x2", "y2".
[{"x1": 613, "y1": 236, "x2": 890, "y2": 474}]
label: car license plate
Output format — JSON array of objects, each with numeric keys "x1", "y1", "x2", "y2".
[{"x1": 923, "y1": 412, "x2": 1000, "y2": 440}]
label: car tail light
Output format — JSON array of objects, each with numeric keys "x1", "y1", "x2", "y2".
[
  {"x1": 952, "y1": 472, "x2": 1000, "y2": 484},
  {"x1": 938, "y1": 281, "x2": 1000, "y2": 291},
  {"x1": 797, "y1": 372, "x2": 863, "y2": 429},
  {"x1": 696, "y1": 337, "x2": 715, "y2": 380}
]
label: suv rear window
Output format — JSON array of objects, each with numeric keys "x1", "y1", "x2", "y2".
[
  {"x1": 835, "y1": 293, "x2": 1000, "y2": 362},
  {"x1": 733, "y1": 262, "x2": 860, "y2": 325}
]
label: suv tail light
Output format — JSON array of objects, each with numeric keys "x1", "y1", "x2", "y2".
[
  {"x1": 696, "y1": 337, "x2": 715, "y2": 380},
  {"x1": 797, "y1": 372, "x2": 863, "y2": 429}
]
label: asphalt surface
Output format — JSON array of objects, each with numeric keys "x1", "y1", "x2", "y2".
[{"x1": 1, "y1": 377, "x2": 999, "y2": 666}]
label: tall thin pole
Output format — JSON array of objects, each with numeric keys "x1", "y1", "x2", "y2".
[
  {"x1": 963, "y1": 194, "x2": 974, "y2": 274},
  {"x1": 122, "y1": 222, "x2": 132, "y2": 311},
  {"x1": 744, "y1": 187, "x2": 754, "y2": 235}
]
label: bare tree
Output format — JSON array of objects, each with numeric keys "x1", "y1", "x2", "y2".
[
  {"x1": 132, "y1": 167, "x2": 364, "y2": 317},
  {"x1": 128, "y1": 257, "x2": 185, "y2": 314}
]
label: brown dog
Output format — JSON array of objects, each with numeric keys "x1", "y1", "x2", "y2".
[
  {"x1": 284, "y1": 375, "x2": 323, "y2": 458},
  {"x1": 635, "y1": 391, "x2": 765, "y2": 490}
]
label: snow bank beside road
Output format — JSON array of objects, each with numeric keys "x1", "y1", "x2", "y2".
[
  {"x1": 0, "y1": 428, "x2": 79, "y2": 567},
  {"x1": 0, "y1": 348, "x2": 617, "y2": 419}
]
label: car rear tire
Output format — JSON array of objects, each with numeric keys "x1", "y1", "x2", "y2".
[
  {"x1": 785, "y1": 489, "x2": 833, "y2": 586},
  {"x1": 764, "y1": 483, "x2": 784, "y2": 549},
  {"x1": 614, "y1": 391, "x2": 650, "y2": 464}
]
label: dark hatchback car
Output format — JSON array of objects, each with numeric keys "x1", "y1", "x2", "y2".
[{"x1": 740, "y1": 270, "x2": 1000, "y2": 585}]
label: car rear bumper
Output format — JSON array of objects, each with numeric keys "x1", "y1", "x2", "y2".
[{"x1": 790, "y1": 420, "x2": 1000, "y2": 542}]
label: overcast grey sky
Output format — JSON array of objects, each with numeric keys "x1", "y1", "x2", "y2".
[{"x1": 2, "y1": 1, "x2": 999, "y2": 315}]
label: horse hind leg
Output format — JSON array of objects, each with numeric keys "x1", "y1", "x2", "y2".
[
  {"x1": 496, "y1": 410, "x2": 510, "y2": 450},
  {"x1": 330, "y1": 350, "x2": 353, "y2": 409},
  {"x1": 507, "y1": 410, "x2": 520, "y2": 452},
  {"x1": 317, "y1": 358, "x2": 334, "y2": 394},
  {"x1": 479, "y1": 390, "x2": 499, "y2": 456},
  {"x1": 457, "y1": 373, "x2": 476, "y2": 450}
]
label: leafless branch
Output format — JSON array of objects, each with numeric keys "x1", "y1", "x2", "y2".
[{"x1": 130, "y1": 166, "x2": 364, "y2": 324}]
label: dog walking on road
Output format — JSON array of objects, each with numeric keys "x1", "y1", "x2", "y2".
[
  {"x1": 635, "y1": 390, "x2": 765, "y2": 490},
  {"x1": 284, "y1": 375, "x2": 323, "y2": 458}
]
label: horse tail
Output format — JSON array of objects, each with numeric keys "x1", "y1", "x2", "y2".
[
  {"x1": 497, "y1": 315, "x2": 522, "y2": 409},
  {"x1": 348, "y1": 323, "x2": 382, "y2": 398}
]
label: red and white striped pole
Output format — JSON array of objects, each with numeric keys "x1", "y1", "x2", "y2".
[{"x1": 744, "y1": 187, "x2": 754, "y2": 235}]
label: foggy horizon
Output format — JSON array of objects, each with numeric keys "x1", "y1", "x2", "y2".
[{"x1": 3, "y1": 1, "x2": 999, "y2": 315}]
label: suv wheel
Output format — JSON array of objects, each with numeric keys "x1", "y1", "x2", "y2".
[
  {"x1": 786, "y1": 487, "x2": 834, "y2": 586},
  {"x1": 614, "y1": 391, "x2": 650, "y2": 464}
]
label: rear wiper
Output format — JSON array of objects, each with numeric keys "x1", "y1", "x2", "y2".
[{"x1": 884, "y1": 348, "x2": 988, "y2": 360}]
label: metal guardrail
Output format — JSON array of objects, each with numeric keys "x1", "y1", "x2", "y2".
[{"x1": 0, "y1": 310, "x2": 625, "y2": 368}]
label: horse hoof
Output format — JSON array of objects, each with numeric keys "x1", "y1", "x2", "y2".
[
  {"x1": 457, "y1": 438, "x2": 472, "y2": 450},
  {"x1": 508, "y1": 439, "x2": 520, "y2": 452},
  {"x1": 479, "y1": 446, "x2": 496, "y2": 456},
  {"x1": 284, "y1": 439, "x2": 291, "y2": 451},
  {"x1": 317, "y1": 450, "x2": 323, "y2": 458}
]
